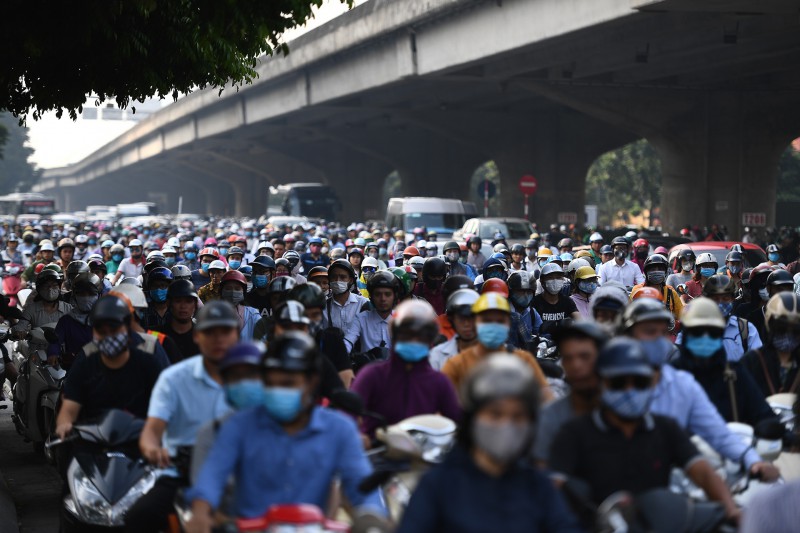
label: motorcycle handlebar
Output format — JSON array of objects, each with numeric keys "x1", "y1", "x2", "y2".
[{"x1": 45, "y1": 433, "x2": 78, "y2": 449}]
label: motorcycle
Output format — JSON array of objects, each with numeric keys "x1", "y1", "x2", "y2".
[
  {"x1": 46, "y1": 409, "x2": 170, "y2": 532},
  {"x1": 767, "y1": 392, "x2": 800, "y2": 481},
  {"x1": 2, "y1": 263, "x2": 24, "y2": 308},
  {"x1": 527, "y1": 335, "x2": 568, "y2": 399},
  {"x1": 237, "y1": 504, "x2": 349, "y2": 532},
  {"x1": 11, "y1": 325, "x2": 64, "y2": 456}
]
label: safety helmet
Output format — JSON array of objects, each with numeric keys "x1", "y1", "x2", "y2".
[
  {"x1": 622, "y1": 298, "x2": 672, "y2": 330},
  {"x1": 507, "y1": 271, "x2": 533, "y2": 291},
  {"x1": 36, "y1": 268, "x2": 62, "y2": 287},
  {"x1": 481, "y1": 278, "x2": 509, "y2": 297},
  {"x1": 161, "y1": 246, "x2": 177, "y2": 256},
  {"x1": 199, "y1": 247, "x2": 220, "y2": 260},
  {"x1": 196, "y1": 300, "x2": 240, "y2": 331},
  {"x1": 537, "y1": 248, "x2": 553, "y2": 258},
  {"x1": 630, "y1": 286, "x2": 664, "y2": 302},
  {"x1": 696, "y1": 253, "x2": 718, "y2": 268},
  {"x1": 681, "y1": 297, "x2": 726, "y2": 329},
  {"x1": 362, "y1": 257, "x2": 380, "y2": 271},
  {"x1": 447, "y1": 289, "x2": 480, "y2": 317},
  {"x1": 557, "y1": 238, "x2": 573, "y2": 249},
  {"x1": 590, "y1": 283, "x2": 629, "y2": 315},
  {"x1": 767, "y1": 269, "x2": 794, "y2": 287},
  {"x1": 147, "y1": 266, "x2": 174, "y2": 285},
  {"x1": 328, "y1": 258, "x2": 356, "y2": 280},
  {"x1": 540, "y1": 263, "x2": 564, "y2": 278},
  {"x1": 275, "y1": 301, "x2": 311, "y2": 325},
  {"x1": 611, "y1": 236, "x2": 629, "y2": 248},
  {"x1": 388, "y1": 267, "x2": 413, "y2": 299},
  {"x1": 267, "y1": 276, "x2": 297, "y2": 295},
  {"x1": 653, "y1": 246, "x2": 669, "y2": 256},
  {"x1": 220, "y1": 342, "x2": 264, "y2": 373},
  {"x1": 422, "y1": 257, "x2": 447, "y2": 282},
  {"x1": 765, "y1": 293, "x2": 800, "y2": 333},
  {"x1": 600, "y1": 245, "x2": 613, "y2": 255},
  {"x1": 262, "y1": 331, "x2": 320, "y2": 373},
  {"x1": 227, "y1": 246, "x2": 244, "y2": 258},
  {"x1": 589, "y1": 232, "x2": 604, "y2": 243},
  {"x1": 633, "y1": 238, "x2": 649, "y2": 249},
  {"x1": 642, "y1": 255, "x2": 668, "y2": 272},
  {"x1": 167, "y1": 279, "x2": 198, "y2": 300},
  {"x1": 307, "y1": 266, "x2": 328, "y2": 280},
  {"x1": 574, "y1": 265, "x2": 598, "y2": 281},
  {"x1": 87, "y1": 258, "x2": 107, "y2": 273},
  {"x1": 220, "y1": 270, "x2": 247, "y2": 290},
  {"x1": 288, "y1": 283, "x2": 326, "y2": 309},
  {"x1": 565, "y1": 258, "x2": 590, "y2": 276},
  {"x1": 282, "y1": 250, "x2": 300, "y2": 270},
  {"x1": 257, "y1": 241, "x2": 274, "y2": 253},
  {"x1": 461, "y1": 354, "x2": 539, "y2": 416},
  {"x1": 403, "y1": 246, "x2": 420, "y2": 258},
  {"x1": 367, "y1": 270, "x2": 399, "y2": 295},
  {"x1": 391, "y1": 299, "x2": 439, "y2": 344},
  {"x1": 443, "y1": 275, "x2": 474, "y2": 301},
  {"x1": 407, "y1": 256, "x2": 425, "y2": 271},
  {"x1": 443, "y1": 241, "x2": 460, "y2": 253},
  {"x1": 128, "y1": 239, "x2": 143, "y2": 248},
  {"x1": 725, "y1": 251, "x2": 743, "y2": 264},
  {"x1": 110, "y1": 283, "x2": 148, "y2": 310},
  {"x1": 57, "y1": 237, "x2": 76, "y2": 251},
  {"x1": 767, "y1": 244, "x2": 779, "y2": 254},
  {"x1": 39, "y1": 241, "x2": 55, "y2": 252},
  {"x1": 110, "y1": 243, "x2": 125, "y2": 254},
  {"x1": 702, "y1": 274, "x2": 736, "y2": 297},
  {"x1": 208, "y1": 260, "x2": 226, "y2": 272},
  {"x1": 596, "y1": 338, "x2": 653, "y2": 378},
  {"x1": 467, "y1": 235, "x2": 482, "y2": 246},
  {"x1": 71, "y1": 272, "x2": 102, "y2": 295},
  {"x1": 251, "y1": 255, "x2": 276, "y2": 270},
  {"x1": 171, "y1": 265, "x2": 192, "y2": 281},
  {"x1": 92, "y1": 294, "x2": 133, "y2": 326},
  {"x1": 184, "y1": 242, "x2": 198, "y2": 252},
  {"x1": 574, "y1": 249, "x2": 593, "y2": 260},
  {"x1": 348, "y1": 247, "x2": 365, "y2": 259},
  {"x1": 472, "y1": 292, "x2": 510, "y2": 314},
  {"x1": 66, "y1": 260, "x2": 90, "y2": 281}
]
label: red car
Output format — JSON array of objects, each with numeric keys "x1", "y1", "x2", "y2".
[{"x1": 667, "y1": 242, "x2": 767, "y2": 273}]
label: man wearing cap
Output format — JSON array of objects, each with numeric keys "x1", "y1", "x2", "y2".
[
  {"x1": 198, "y1": 260, "x2": 226, "y2": 303},
  {"x1": 131, "y1": 301, "x2": 240, "y2": 532},
  {"x1": 532, "y1": 264, "x2": 580, "y2": 334},
  {"x1": 441, "y1": 292, "x2": 552, "y2": 400},
  {"x1": 588, "y1": 232, "x2": 604, "y2": 264}
]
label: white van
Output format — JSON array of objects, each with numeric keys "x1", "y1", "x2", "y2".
[{"x1": 385, "y1": 197, "x2": 469, "y2": 238}]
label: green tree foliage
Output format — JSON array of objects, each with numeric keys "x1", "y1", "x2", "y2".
[
  {"x1": 1, "y1": 0, "x2": 350, "y2": 121},
  {"x1": 586, "y1": 139, "x2": 662, "y2": 227},
  {"x1": 470, "y1": 161, "x2": 501, "y2": 216},
  {"x1": 0, "y1": 113, "x2": 41, "y2": 193}
]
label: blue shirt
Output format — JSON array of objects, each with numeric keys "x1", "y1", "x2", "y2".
[
  {"x1": 147, "y1": 355, "x2": 232, "y2": 455},
  {"x1": 344, "y1": 309, "x2": 391, "y2": 353},
  {"x1": 187, "y1": 406, "x2": 385, "y2": 518}
]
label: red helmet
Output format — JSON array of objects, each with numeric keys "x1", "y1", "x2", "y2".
[
  {"x1": 220, "y1": 270, "x2": 247, "y2": 289},
  {"x1": 481, "y1": 278, "x2": 509, "y2": 298},
  {"x1": 204, "y1": 237, "x2": 218, "y2": 246},
  {"x1": 633, "y1": 238, "x2": 649, "y2": 249},
  {"x1": 199, "y1": 247, "x2": 220, "y2": 259},
  {"x1": 631, "y1": 286, "x2": 664, "y2": 302},
  {"x1": 403, "y1": 246, "x2": 420, "y2": 257},
  {"x1": 654, "y1": 246, "x2": 669, "y2": 256}
]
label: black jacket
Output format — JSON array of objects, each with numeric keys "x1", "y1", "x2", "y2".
[{"x1": 741, "y1": 346, "x2": 800, "y2": 398}]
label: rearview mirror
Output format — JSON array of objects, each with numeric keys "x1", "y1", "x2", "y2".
[{"x1": 676, "y1": 284, "x2": 687, "y2": 296}]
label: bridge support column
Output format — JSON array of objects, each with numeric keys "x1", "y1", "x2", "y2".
[{"x1": 327, "y1": 157, "x2": 394, "y2": 223}]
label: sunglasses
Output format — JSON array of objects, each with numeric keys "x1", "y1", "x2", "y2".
[
  {"x1": 607, "y1": 375, "x2": 652, "y2": 391},
  {"x1": 688, "y1": 328, "x2": 723, "y2": 339}
]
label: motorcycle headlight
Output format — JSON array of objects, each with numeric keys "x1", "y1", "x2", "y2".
[
  {"x1": 67, "y1": 461, "x2": 113, "y2": 525},
  {"x1": 408, "y1": 431, "x2": 455, "y2": 463}
]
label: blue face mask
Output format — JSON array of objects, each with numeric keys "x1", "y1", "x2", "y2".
[
  {"x1": 112, "y1": 254, "x2": 123, "y2": 262},
  {"x1": 477, "y1": 323, "x2": 509, "y2": 349},
  {"x1": 394, "y1": 341, "x2": 429, "y2": 362},
  {"x1": 718, "y1": 302, "x2": 733, "y2": 317},
  {"x1": 511, "y1": 294, "x2": 533, "y2": 309},
  {"x1": 769, "y1": 253, "x2": 781, "y2": 263},
  {"x1": 88, "y1": 239, "x2": 96, "y2": 246},
  {"x1": 578, "y1": 280, "x2": 598, "y2": 294},
  {"x1": 700, "y1": 267, "x2": 716, "y2": 278},
  {"x1": 253, "y1": 274, "x2": 269, "y2": 288},
  {"x1": 201, "y1": 263, "x2": 210, "y2": 273},
  {"x1": 220, "y1": 248, "x2": 229, "y2": 257},
  {"x1": 728, "y1": 264, "x2": 742, "y2": 275},
  {"x1": 150, "y1": 288, "x2": 168, "y2": 303},
  {"x1": 164, "y1": 257, "x2": 176, "y2": 267},
  {"x1": 484, "y1": 270, "x2": 507, "y2": 282},
  {"x1": 262, "y1": 387, "x2": 303, "y2": 422},
  {"x1": 639, "y1": 337, "x2": 675, "y2": 367},
  {"x1": 185, "y1": 252, "x2": 197, "y2": 261},
  {"x1": 225, "y1": 379, "x2": 265, "y2": 410},
  {"x1": 602, "y1": 387, "x2": 653, "y2": 419},
  {"x1": 228, "y1": 260, "x2": 241, "y2": 270},
  {"x1": 685, "y1": 333, "x2": 723, "y2": 358}
]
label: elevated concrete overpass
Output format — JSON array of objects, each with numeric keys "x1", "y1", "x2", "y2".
[{"x1": 35, "y1": 0, "x2": 800, "y2": 235}]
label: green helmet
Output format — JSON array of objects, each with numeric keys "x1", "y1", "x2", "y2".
[
  {"x1": 389, "y1": 266, "x2": 413, "y2": 299},
  {"x1": 42, "y1": 263, "x2": 63, "y2": 275}
]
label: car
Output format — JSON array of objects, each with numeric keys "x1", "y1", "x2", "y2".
[
  {"x1": 454, "y1": 217, "x2": 534, "y2": 245},
  {"x1": 667, "y1": 242, "x2": 766, "y2": 273}
]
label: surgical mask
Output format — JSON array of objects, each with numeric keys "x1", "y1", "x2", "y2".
[
  {"x1": 201, "y1": 263, "x2": 210, "y2": 273},
  {"x1": 75, "y1": 295, "x2": 98, "y2": 313},
  {"x1": 526, "y1": 249, "x2": 536, "y2": 259},
  {"x1": 394, "y1": 341, "x2": 429, "y2": 362},
  {"x1": 254, "y1": 274, "x2": 269, "y2": 289},
  {"x1": 614, "y1": 250, "x2": 627, "y2": 260},
  {"x1": 759, "y1": 288, "x2": 770, "y2": 301},
  {"x1": 510, "y1": 294, "x2": 532, "y2": 309},
  {"x1": 445, "y1": 251, "x2": 459, "y2": 263},
  {"x1": 222, "y1": 289, "x2": 244, "y2": 305},
  {"x1": 685, "y1": 333, "x2": 723, "y2": 358},
  {"x1": 544, "y1": 279, "x2": 564, "y2": 295},
  {"x1": 537, "y1": 258, "x2": 548, "y2": 267},
  {"x1": 367, "y1": 251, "x2": 378, "y2": 259},
  {"x1": 578, "y1": 280, "x2": 597, "y2": 294},
  {"x1": 476, "y1": 323, "x2": 509, "y2": 349},
  {"x1": 225, "y1": 379, "x2": 265, "y2": 410},
  {"x1": 728, "y1": 264, "x2": 741, "y2": 275},
  {"x1": 639, "y1": 337, "x2": 675, "y2": 367},
  {"x1": 682, "y1": 261, "x2": 695, "y2": 272},
  {"x1": 97, "y1": 331, "x2": 129, "y2": 359},
  {"x1": 472, "y1": 420, "x2": 531, "y2": 463},
  {"x1": 646, "y1": 271, "x2": 666, "y2": 284},
  {"x1": 112, "y1": 254, "x2": 123, "y2": 262},
  {"x1": 379, "y1": 247, "x2": 386, "y2": 256},
  {"x1": 165, "y1": 257, "x2": 176, "y2": 267},
  {"x1": 772, "y1": 333, "x2": 800, "y2": 353},
  {"x1": 718, "y1": 302, "x2": 733, "y2": 318},
  {"x1": 601, "y1": 387, "x2": 653, "y2": 420},
  {"x1": 42, "y1": 287, "x2": 61, "y2": 302},
  {"x1": 331, "y1": 281, "x2": 350, "y2": 295},
  {"x1": 185, "y1": 252, "x2": 197, "y2": 261},
  {"x1": 769, "y1": 253, "x2": 781, "y2": 263},
  {"x1": 321, "y1": 246, "x2": 329, "y2": 255},
  {"x1": 262, "y1": 386, "x2": 303, "y2": 422},
  {"x1": 228, "y1": 260, "x2": 241, "y2": 270},
  {"x1": 484, "y1": 270, "x2": 506, "y2": 281},
  {"x1": 88, "y1": 239, "x2": 96, "y2": 245},
  {"x1": 150, "y1": 288, "x2": 168, "y2": 303},
  {"x1": 309, "y1": 319, "x2": 324, "y2": 338},
  {"x1": 700, "y1": 267, "x2": 716, "y2": 278}
]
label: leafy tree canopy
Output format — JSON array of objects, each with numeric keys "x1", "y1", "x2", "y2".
[
  {"x1": 0, "y1": 113, "x2": 41, "y2": 193},
  {"x1": 1, "y1": 0, "x2": 349, "y2": 121}
]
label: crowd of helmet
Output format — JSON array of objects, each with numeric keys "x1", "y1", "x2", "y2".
[{"x1": 5, "y1": 216, "x2": 800, "y2": 532}]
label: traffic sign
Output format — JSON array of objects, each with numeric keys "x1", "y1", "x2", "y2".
[
  {"x1": 477, "y1": 180, "x2": 496, "y2": 198},
  {"x1": 557, "y1": 212, "x2": 578, "y2": 224},
  {"x1": 742, "y1": 212, "x2": 766, "y2": 227},
  {"x1": 518, "y1": 175, "x2": 538, "y2": 195}
]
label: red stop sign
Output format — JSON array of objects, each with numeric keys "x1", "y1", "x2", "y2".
[{"x1": 518, "y1": 175, "x2": 538, "y2": 195}]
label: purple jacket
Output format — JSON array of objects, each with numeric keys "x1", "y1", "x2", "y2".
[{"x1": 351, "y1": 354, "x2": 461, "y2": 437}]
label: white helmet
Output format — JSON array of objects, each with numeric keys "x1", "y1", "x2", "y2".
[
  {"x1": 167, "y1": 237, "x2": 181, "y2": 248},
  {"x1": 589, "y1": 232, "x2": 604, "y2": 243},
  {"x1": 146, "y1": 250, "x2": 164, "y2": 261},
  {"x1": 696, "y1": 253, "x2": 717, "y2": 266},
  {"x1": 161, "y1": 246, "x2": 177, "y2": 255},
  {"x1": 128, "y1": 239, "x2": 143, "y2": 248},
  {"x1": 362, "y1": 257, "x2": 380, "y2": 270}
]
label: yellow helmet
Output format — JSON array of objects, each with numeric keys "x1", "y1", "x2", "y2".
[
  {"x1": 537, "y1": 247, "x2": 553, "y2": 257},
  {"x1": 471, "y1": 292, "x2": 511, "y2": 314},
  {"x1": 575, "y1": 266, "x2": 598, "y2": 281},
  {"x1": 574, "y1": 250, "x2": 592, "y2": 260}
]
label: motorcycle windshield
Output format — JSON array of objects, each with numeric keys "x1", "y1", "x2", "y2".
[
  {"x1": 74, "y1": 409, "x2": 144, "y2": 447},
  {"x1": 75, "y1": 452, "x2": 149, "y2": 505}
]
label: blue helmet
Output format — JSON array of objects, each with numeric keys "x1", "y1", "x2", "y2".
[
  {"x1": 251, "y1": 255, "x2": 276, "y2": 270},
  {"x1": 596, "y1": 338, "x2": 653, "y2": 378},
  {"x1": 220, "y1": 342, "x2": 264, "y2": 373}
]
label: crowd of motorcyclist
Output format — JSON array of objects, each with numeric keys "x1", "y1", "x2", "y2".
[{"x1": 0, "y1": 217, "x2": 798, "y2": 532}]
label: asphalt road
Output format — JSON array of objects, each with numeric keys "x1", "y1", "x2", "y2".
[{"x1": 0, "y1": 396, "x2": 62, "y2": 533}]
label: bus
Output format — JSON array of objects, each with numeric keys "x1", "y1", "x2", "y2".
[
  {"x1": 116, "y1": 202, "x2": 158, "y2": 217},
  {"x1": 266, "y1": 183, "x2": 340, "y2": 221},
  {"x1": 0, "y1": 193, "x2": 56, "y2": 219}
]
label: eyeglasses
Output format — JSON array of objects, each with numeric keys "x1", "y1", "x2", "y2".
[{"x1": 607, "y1": 375, "x2": 652, "y2": 391}]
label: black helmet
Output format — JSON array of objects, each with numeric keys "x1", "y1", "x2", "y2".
[
  {"x1": 467, "y1": 235, "x2": 482, "y2": 246},
  {"x1": 275, "y1": 300, "x2": 311, "y2": 325},
  {"x1": 36, "y1": 268, "x2": 62, "y2": 286},
  {"x1": 288, "y1": 283, "x2": 326, "y2": 309},
  {"x1": 643, "y1": 254, "x2": 668, "y2": 272},
  {"x1": 283, "y1": 250, "x2": 301, "y2": 270},
  {"x1": 92, "y1": 294, "x2": 132, "y2": 326},
  {"x1": 443, "y1": 241, "x2": 460, "y2": 253},
  {"x1": 87, "y1": 258, "x2": 107, "y2": 273},
  {"x1": 557, "y1": 238, "x2": 573, "y2": 249},
  {"x1": 196, "y1": 300, "x2": 239, "y2": 331},
  {"x1": 307, "y1": 266, "x2": 328, "y2": 279},
  {"x1": 550, "y1": 321, "x2": 609, "y2": 346},
  {"x1": 268, "y1": 276, "x2": 297, "y2": 294},
  {"x1": 702, "y1": 274, "x2": 736, "y2": 297},
  {"x1": 443, "y1": 275, "x2": 474, "y2": 302},
  {"x1": 507, "y1": 270, "x2": 533, "y2": 291},
  {"x1": 143, "y1": 258, "x2": 167, "y2": 273},
  {"x1": 262, "y1": 331, "x2": 320, "y2": 373},
  {"x1": 367, "y1": 270, "x2": 399, "y2": 294},
  {"x1": 767, "y1": 269, "x2": 794, "y2": 287},
  {"x1": 147, "y1": 266, "x2": 174, "y2": 285},
  {"x1": 510, "y1": 243, "x2": 525, "y2": 255},
  {"x1": 611, "y1": 236, "x2": 628, "y2": 248},
  {"x1": 677, "y1": 249, "x2": 696, "y2": 262},
  {"x1": 525, "y1": 239, "x2": 538, "y2": 249},
  {"x1": 328, "y1": 258, "x2": 356, "y2": 280},
  {"x1": 251, "y1": 255, "x2": 276, "y2": 270},
  {"x1": 725, "y1": 251, "x2": 743, "y2": 263},
  {"x1": 391, "y1": 299, "x2": 439, "y2": 344},
  {"x1": 622, "y1": 298, "x2": 673, "y2": 330},
  {"x1": 275, "y1": 258, "x2": 291, "y2": 271},
  {"x1": 71, "y1": 272, "x2": 102, "y2": 295},
  {"x1": 596, "y1": 338, "x2": 653, "y2": 378},
  {"x1": 422, "y1": 257, "x2": 447, "y2": 282},
  {"x1": 171, "y1": 264, "x2": 192, "y2": 281},
  {"x1": 461, "y1": 355, "x2": 539, "y2": 417},
  {"x1": 66, "y1": 260, "x2": 90, "y2": 281},
  {"x1": 168, "y1": 279, "x2": 198, "y2": 300}
]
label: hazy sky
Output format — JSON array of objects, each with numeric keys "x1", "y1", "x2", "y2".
[{"x1": 27, "y1": 0, "x2": 364, "y2": 169}]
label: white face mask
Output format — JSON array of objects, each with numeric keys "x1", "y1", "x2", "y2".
[
  {"x1": 331, "y1": 281, "x2": 350, "y2": 295},
  {"x1": 543, "y1": 279, "x2": 564, "y2": 295}
]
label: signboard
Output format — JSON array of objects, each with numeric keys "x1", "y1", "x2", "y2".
[
  {"x1": 518, "y1": 175, "x2": 538, "y2": 195},
  {"x1": 742, "y1": 212, "x2": 767, "y2": 227},
  {"x1": 557, "y1": 212, "x2": 578, "y2": 224},
  {"x1": 476, "y1": 180, "x2": 496, "y2": 198}
]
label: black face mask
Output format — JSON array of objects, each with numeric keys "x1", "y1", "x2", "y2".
[
  {"x1": 614, "y1": 250, "x2": 627, "y2": 260},
  {"x1": 425, "y1": 279, "x2": 443, "y2": 291},
  {"x1": 635, "y1": 250, "x2": 647, "y2": 260}
]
